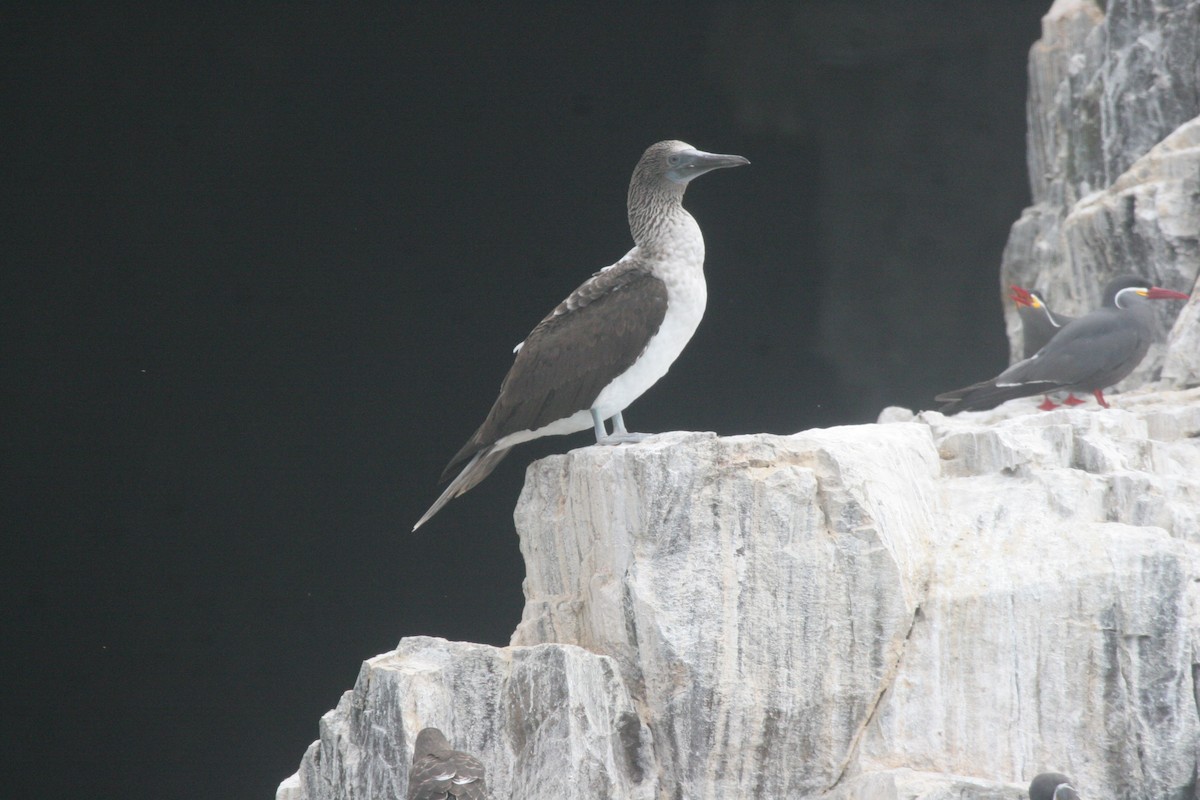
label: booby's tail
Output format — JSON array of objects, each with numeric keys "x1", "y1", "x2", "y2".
[{"x1": 413, "y1": 445, "x2": 511, "y2": 531}]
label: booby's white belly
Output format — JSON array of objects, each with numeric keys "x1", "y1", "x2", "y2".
[
  {"x1": 592, "y1": 263, "x2": 706, "y2": 418},
  {"x1": 491, "y1": 266, "x2": 707, "y2": 451}
]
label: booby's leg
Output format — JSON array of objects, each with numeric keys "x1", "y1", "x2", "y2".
[
  {"x1": 1037, "y1": 395, "x2": 1059, "y2": 411},
  {"x1": 591, "y1": 408, "x2": 609, "y2": 441},
  {"x1": 611, "y1": 412, "x2": 650, "y2": 442},
  {"x1": 1063, "y1": 393, "x2": 1085, "y2": 406},
  {"x1": 593, "y1": 409, "x2": 650, "y2": 445},
  {"x1": 1092, "y1": 389, "x2": 1109, "y2": 408}
]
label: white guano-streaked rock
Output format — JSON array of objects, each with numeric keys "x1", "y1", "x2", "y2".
[
  {"x1": 278, "y1": 637, "x2": 654, "y2": 800},
  {"x1": 513, "y1": 427, "x2": 942, "y2": 798},
  {"x1": 280, "y1": 390, "x2": 1200, "y2": 800},
  {"x1": 509, "y1": 389, "x2": 1200, "y2": 799},
  {"x1": 824, "y1": 767, "x2": 1024, "y2": 800}
]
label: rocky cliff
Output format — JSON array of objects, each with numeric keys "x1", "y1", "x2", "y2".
[
  {"x1": 278, "y1": 2, "x2": 1200, "y2": 798},
  {"x1": 1001, "y1": 0, "x2": 1200, "y2": 388},
  {"x1": 280, "y1": 394, "x2": 1200, "y2": 800}
]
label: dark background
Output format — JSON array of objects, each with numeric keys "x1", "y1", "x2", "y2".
[{"x1": 5, "y1": 4, "x2": 1044, "y2": 798}]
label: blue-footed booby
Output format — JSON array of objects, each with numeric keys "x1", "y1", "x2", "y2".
[
  {"x1": 406, "y1": 727, "x2": 487, "y2": 800},
  {"x1": 937, "y1": 275, "x2": 1189, "y2": 414},
  {"x1": 1028, "y1": 772, "x2": 1081, "y2": 800},
  {"x1": 414, "y1": 140, "x2": 748, "y2": 530}
]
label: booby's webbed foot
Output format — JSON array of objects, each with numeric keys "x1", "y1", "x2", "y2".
[
  {"x1": 1063, "y1": 393, "x2": 1086, "y2": 406},
  {"x1": 1037, "y1": 396, "x2": 1058, "y2": 411},
  {"x1": 591, "y1": 410, "x2": 652, "y2": 445},
  {"x1": 597, "y1": 431, "x2": 652, "y2": 445}
]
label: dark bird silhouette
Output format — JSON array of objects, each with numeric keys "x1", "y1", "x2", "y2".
[
  {"x1": 937, "y1": 275, "x2": 1188, "y2": 414},
  {"x1": 1009, "y1": 284, "x2": 1080, "y2": 409},
  {"x1": 1029, "y1": 771, "x2": 1081, "y2": 800},
  {"x1": 406, "y1": 727, "x2": 487, "y2": 800},
  {"x1": 415, "y1": 140, "x2": 748, "y2": 529}
]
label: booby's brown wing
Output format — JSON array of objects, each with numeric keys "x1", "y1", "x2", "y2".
[{"x1": 441, "y1": 260, "x2": 668, "y2": 479}]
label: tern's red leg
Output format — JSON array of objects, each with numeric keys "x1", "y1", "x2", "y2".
[
  {"x1": 1092, "y1": 389, "x2": 1109, "y2": 408},
  {"x1": 1037, "y1": 396, "x2": 1059, "y2": 411},
  {"x1": 1063, "y1": 393, "x2": 1085, "y2": 406}
]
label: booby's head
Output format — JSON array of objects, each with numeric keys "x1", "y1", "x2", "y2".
[
  {"x1": 1102, "y1": 274, "x2": 1190, "y2": 309},
  {"x1": 628, "y1": 140, "x2": 748, "y2": 244},
  {"x1": 1028, "y1": 772, "x2": 1080, "y2": 800},
  {"x1": 632, "y1": 140, "x2": 749, "y2": 193}
]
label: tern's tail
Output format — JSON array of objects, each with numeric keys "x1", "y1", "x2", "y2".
[
  {"x1": 935, "y1": 379, "x2": 1048, "y2": 415},
  {"x1": 412, "y1": 445, "x2": 511, "y2": 531}
]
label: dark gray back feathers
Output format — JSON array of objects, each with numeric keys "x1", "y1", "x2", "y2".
[{"x1": 407, "y1": 728, "x2": 487, "y2": 800}]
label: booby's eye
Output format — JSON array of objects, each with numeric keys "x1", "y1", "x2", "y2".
[{"x1": 667, "y1": 154, "x2": 682, "y2": 167}]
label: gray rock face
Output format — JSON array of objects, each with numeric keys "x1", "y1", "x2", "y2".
[
  {"x1": 512, "y1": 428, "x2": 938, "y2": 798},
  {"x1": 1002, "y1": 0, "x2": 1200, "y2": 389},
  {"x1": 824, "y1": 768, "x2": 1025, "y2": 800},
  {"x1": 281, "y1": 391, "x2": 1200, "y2": 799},
  {"x1": 1024, "y1": 0, "x2": 1200, "y2": 207},
  {"x1": 510, "y1": 399, "x2": 1200, "y2": 800},
  {"x1": 864, "y1": 399, "x2": 1200, "y2": 799},
  {"x1": 278, "y1": 637, "x2": 654, "y2": 800}
]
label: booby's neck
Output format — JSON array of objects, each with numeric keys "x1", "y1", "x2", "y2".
[{"x1": 627, "y1": 180, "x2": 703, "y2": 264}]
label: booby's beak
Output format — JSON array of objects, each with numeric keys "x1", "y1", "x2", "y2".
[
  {"x1": 667, "y1": 149, "x2": 750, "y2": 184},
  {"x1": 1144, "y1": 286, "x2": 1190, "y2": 301}
]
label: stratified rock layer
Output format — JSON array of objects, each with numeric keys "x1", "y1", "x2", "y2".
[
  {"x1": 512, "y1": 427, "x2": 938, "y2": 798},
  {"x1": 512, "y1": 393, "x2": 1200, "y2": 799},
  {"x1": 281, "y1": 391, "x2": 1200, "y2": 800},
  {"x1": 278, "y1": 637, "x2": 655, "y2": 800}
]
